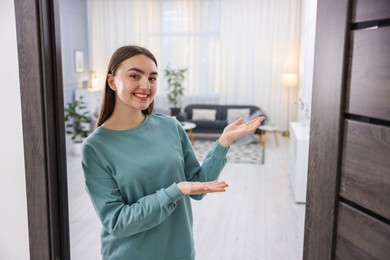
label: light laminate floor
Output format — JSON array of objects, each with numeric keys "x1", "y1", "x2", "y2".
[{"x1": 66, "y1": 133, "x2": 305, "y2": 260}]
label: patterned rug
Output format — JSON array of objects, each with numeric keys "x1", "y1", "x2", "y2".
[{"x1": 192, "y1": 139, "x2": 264, "y2": 164}]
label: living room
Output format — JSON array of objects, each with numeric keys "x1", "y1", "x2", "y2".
[
  {"x1": 60, "y1": 0, "x2": 315, "y2": 259},
  {"x1": 3, "y1": 0, "x2": 389, "y2": 259},
  {"x1": 60, "y1": 0, "x2": 314, "y2": 133},
  {"x1": 1, "y1": 0, "x2": 317, "y2": 259}
]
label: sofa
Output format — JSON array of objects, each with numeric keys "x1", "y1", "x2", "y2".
[{"x1": 176, "y1": 104, "x2": 267, "y2": 134}]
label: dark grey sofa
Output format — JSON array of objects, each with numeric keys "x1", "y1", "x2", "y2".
[{"x1": 176, "y1": 104, "x2": 267, "y2": 134}]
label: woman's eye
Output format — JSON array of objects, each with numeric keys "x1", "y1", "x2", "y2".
[
  {"x1": 149, "y1": 77, "x2": 157, "y2": 82},
  {"x1": 130, "y1": 74, "x2": 139, "y2": 79}
]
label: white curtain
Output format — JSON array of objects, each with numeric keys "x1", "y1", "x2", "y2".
[{"x1": 87, "y1": 0, "x2": 301, "y2": 130}]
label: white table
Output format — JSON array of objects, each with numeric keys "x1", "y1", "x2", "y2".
[
  {"x1": 258, "y1": 125, "x2": 279, "y2": 146},
  {"x1": 180, "y1": 122, "x2": 197, "y2": 144}
]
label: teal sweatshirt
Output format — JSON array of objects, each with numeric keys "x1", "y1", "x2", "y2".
[{"x1": 81, "y1": 114, "x2": 229, "y2": 260}]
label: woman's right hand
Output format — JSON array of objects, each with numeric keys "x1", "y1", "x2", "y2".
[{"x1": 177, "y1": 180, "x2": 229, "y2": 195}]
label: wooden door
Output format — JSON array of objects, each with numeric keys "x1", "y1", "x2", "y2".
[
  {"x1": 14, "y1": 0, "x2": 70, "y2": 259},
  {"x1": 304, "y1": 0, "x2": 390, "y2": 259}
]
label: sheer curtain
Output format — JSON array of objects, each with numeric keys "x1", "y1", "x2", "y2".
[{"x1": 87, "y1": 0, "x2": 301, "y2": 130}]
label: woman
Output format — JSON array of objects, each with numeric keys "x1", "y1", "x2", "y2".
[{"x1": 81, "y1": 45, "x2": 264, "y2": 260}]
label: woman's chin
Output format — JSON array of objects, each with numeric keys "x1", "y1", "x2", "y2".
[{"x1": 136, "y1": 103, "x2": 152, "y2": 111}]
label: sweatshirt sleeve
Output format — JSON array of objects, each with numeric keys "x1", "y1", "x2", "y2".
[
  {"x1": 82, "y1": 143, "x2": 183, "y2": 238},
  {"x1": 178, "y1": 124, "x2": 229, "y2": 200}
]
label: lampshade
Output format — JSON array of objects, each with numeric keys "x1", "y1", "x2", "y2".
[
  {"x1": 281, "y1": 73, "x2": 298, "y2": 87},
  {"x1": 91, "y1": 75, "x2": 99, "y2": 89},
  {"x1": 90, "y1": 70, "x2": 99, "y2": 89}
]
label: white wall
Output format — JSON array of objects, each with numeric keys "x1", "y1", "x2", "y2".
[
  {"x1": 59, "y1": 0, "x2": 90, "y2": 106},
  {"x1": 0, "y1": 0, "x2": 30, "y2": 259},
  {"x1": 298, "y1": 0, "x2": 317, "y2": 125}
]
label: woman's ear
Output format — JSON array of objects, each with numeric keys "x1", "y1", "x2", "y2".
[{"x1": 107, "y1": 74, "x2": 116, "y2": 91}]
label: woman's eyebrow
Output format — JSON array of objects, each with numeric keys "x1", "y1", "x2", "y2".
[{"x1": 127, "y1": 68, "x2": 158, "y2": 75}]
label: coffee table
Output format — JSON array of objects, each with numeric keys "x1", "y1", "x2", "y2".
[
  {"x1": 258, "y1": 125, "x2": 279, "y2": 146},
  {"x1": 180, "y1": 122, "x2": 197, "y2": 144}
]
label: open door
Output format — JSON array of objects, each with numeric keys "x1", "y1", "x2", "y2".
[{"x1": 304, "y1": 0, "x2": 390, "y2": 259}]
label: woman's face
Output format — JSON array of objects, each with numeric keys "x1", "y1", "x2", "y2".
[{"x1": 108, "y1": 54, "x2": 158, "y2": 112}]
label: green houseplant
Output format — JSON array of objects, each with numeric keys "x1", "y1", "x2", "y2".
[
  {"x1": 164, "y1": 67, "x2": 187, "y2": 116},
  {"x1": 64, "y1": 96, "x2": 91, "y2": 150}
]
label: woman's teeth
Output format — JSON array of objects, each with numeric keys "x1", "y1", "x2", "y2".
[{"x1": 134, "y1": 93, "x2": 148, "y2": 98}]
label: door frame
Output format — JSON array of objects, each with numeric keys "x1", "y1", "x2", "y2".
[
  {"x1": 303, "y1": 0, "x2": 351, "y2": 259},
  {"x1": 14, "y1": 0, "x2": 70, "y2": 259},
  {"x1": 14, "y1": 0, "x2": 356, "y2": 259}
]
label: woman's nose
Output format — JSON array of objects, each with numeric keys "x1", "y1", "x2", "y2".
[{"x1": 139, "y1": 77, "x2": 150, "y2": 88}]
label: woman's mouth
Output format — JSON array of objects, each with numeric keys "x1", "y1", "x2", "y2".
[{"x1": 133, "y1": 93, "x2": 149, "y2": 99}]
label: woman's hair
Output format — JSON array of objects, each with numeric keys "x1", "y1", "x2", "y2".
[{"x1": 96, "y1": 45, "x2": 158, "y2": 127}]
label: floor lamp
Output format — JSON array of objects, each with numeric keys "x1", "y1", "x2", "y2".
[{"x1": 281, "y1": 73, "x2": 298, "y2": 137}]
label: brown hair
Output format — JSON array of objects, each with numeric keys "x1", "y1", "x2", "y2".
[{"x1": 96, "y1": 45, "x2": 158, "y2": 127}]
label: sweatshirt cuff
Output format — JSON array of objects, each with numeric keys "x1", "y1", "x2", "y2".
[
  {"x1": 213, "y1": 141, "x2": 229, "y2": 158},
  {"x1": 165, "y1": 183, "x2": 184, "y2": 202}
]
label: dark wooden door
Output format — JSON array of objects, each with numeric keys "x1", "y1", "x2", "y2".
[
  {"x1": 304, "y1": 0, "x2": 390, "y2": 259},
  {"x1": 14, "y1": 0, "x2": 70, "y2": 259}
]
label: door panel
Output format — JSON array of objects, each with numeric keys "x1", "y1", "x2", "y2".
[
  {"x1": 340, "y1": 120, "x2": 390, "y2": 219},
  {"x1": 335, "y1": 203, "x2": 390, "y2": 260},
  {"x1": 347, "y1": 27, "x2": 390, "y2": 121}
]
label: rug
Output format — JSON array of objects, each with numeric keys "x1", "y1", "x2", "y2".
[{"x1": 192, "y1": 139, "x2": 264, "y2": 164}]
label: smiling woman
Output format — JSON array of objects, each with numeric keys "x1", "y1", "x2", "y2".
[
  {"x1": 96, "y1": 46, "x2": 158, "y2": 129},
  {"x1": 80, "y1": 45, "x2": 264, "y2": 260}
]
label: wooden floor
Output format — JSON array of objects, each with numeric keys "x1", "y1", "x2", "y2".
[{"x1": 66, "y1": 133, "x2": 305, "y2": 260}]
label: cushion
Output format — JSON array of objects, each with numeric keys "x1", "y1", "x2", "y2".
[
  {"x1": 227, "y1": 108, "x2": 251, "y2": 123},
  {"x1": 192, "y1": 109, "x2": 217, "y2": 120},
  {"x1": 246, "y1": 109, "x2": 265, "y2": 122}
]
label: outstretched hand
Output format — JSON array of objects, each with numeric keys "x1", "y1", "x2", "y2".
[
  {"x1": 177, "y1": 180, "x2": 229, "y2": 195},
  {"x1": 218, "y1": 116, "x2": 266, "y2": 147}
]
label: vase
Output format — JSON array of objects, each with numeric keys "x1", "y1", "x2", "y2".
[{"x1": 170, "y1": 107, "x2": 181, "y2": 117}]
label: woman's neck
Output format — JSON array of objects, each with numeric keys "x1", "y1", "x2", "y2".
[{"x1": 101, "y1": 109, "x2": 146, "y2": 130}]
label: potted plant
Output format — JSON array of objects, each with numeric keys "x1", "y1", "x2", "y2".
[
  {"x1": 164, "y1": 67, "x2": 187, "y2": 116},
  {"x1": 64, "y1": 96, "x2": 91, "y2": 155}
]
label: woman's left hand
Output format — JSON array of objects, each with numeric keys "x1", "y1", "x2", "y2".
[{"x1": 218, "y1": 116, "x2": 266, "y2": 147}]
